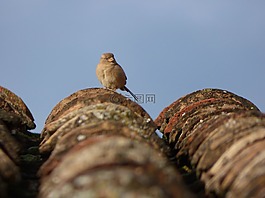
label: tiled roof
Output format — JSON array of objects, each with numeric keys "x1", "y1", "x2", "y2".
[{"x1": 0, "y1": 86, "x2": 264, "y2": 197}]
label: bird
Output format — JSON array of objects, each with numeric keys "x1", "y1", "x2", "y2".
[{"x1": 96, "y1": 53, "x2": 138, "y2": 101}]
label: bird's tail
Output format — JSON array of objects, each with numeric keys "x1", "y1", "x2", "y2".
[{"x1": 124, "y1": 86, "x2": 138, "y2": 101}]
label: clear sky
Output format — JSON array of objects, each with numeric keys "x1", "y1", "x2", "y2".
[{"x1": 1, "y1": 1, "x2": 265, "y2": 133}]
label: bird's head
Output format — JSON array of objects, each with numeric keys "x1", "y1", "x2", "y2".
[{"x1": 101, "y1": 53, "x2": 115, "y2": 63}]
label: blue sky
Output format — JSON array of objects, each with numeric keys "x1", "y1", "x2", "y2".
[{"x1": 1, "y1": 1, "x2": 265, "y2": 133}]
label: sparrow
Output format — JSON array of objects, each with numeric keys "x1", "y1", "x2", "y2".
[{"x1": 96, "y1": 53, "x2": 138, "y2": 101}]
